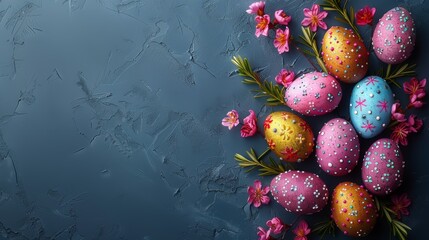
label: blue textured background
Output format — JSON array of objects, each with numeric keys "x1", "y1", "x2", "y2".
[{"x1": 0, "y1": 0, "x2": 428, "y2": 239}]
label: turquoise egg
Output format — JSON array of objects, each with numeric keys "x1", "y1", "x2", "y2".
[{"x1": 349, "y1": 76, "x2": 393, "y2": 139}]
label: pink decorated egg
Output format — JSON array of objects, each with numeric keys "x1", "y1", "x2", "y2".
[
  {"x1": 285, "y1": 72, "x2": 342, "y2": 116},
  {"x1": 270, "y1": 170, "x2": 329, "y2": 215},
  {"x1": 372, "y1": 7, "x2": 416, "y2": 64},
  {"x1": 316, "y1": 118, "x2": 360, "y2": 176},
  {"x1": 362, "y1": 138, "x2": 404, "y2": 195}
]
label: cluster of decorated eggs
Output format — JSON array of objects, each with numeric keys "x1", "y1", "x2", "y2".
[{"x1": 265, "y1": 6, "x2": 414, "y2": 238}]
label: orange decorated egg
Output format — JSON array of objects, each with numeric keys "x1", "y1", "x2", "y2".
[
  {"x1": 322, "y1": 26, "x2": 369, "y2": 83},
  {"x1": 331, "y1": 182, "x2": 378, "y2": 237},
  {"x1": 264, "y1": 112, "x2": 314, "y2": 162}
]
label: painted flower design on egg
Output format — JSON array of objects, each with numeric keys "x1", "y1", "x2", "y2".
[
  {"x1": 264, "y1": 112, "x2": 314, "y2": 162},
  {"x1": 349, "y1": 76, "x2": 394, "y2": 139}
]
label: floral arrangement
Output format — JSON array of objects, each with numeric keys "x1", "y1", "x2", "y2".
[{"x1": 222, "y1": 1, "x2": 424, "y2": 240}]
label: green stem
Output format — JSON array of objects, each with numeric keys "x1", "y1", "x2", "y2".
[
  {"x1": 383, "y1": 63, "x2": 416, "y2": 88},
  {"x1": 231, "y1": 56, "x2": 286, "y2": 106},
  {"x1": 299, "y1": 27, "x2": 328, "y2": 73},
  {"x1": 292, "y1": 42, "x2": 319, "y2": 71},
  {"x1": 258, "y1": 148, "x2": 271, "y2": 160},
  {"x1": 323, "y1": 0, "x2": 362, "y2": 40},
  {"x1": 388, "y1": 120, "x2": 400, "y2": 129},
  {"x1": 342, "y1": 15, "x2": 361, "y2": 41}
]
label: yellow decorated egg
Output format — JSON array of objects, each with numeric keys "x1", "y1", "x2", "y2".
[
  {"x1": 322, "y1": 26, "x2": 369, "y2": 83},
  {"x1": 332, "y1": 182, "x2": 378, "y2": 237},
  {"x1": 264, "y1": 112, "x2": 314, "y2": 162}
]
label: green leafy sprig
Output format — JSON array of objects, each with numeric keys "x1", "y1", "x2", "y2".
[
  {"x1": 313, "y1": 219, "x2": 336, "y2": 239},
  {"x1": 231, "y1": 56, "x2": 285, "y2": 106},
  {"x1": 297, "y1": 27, "x2": 328, "y2": 73},
  {"x1": 381, "y1": 63, "x2": 417, "y2": 88},
  {"x1": 321, "y1": 0, "x2": 361, "y2": 40},
  {"x1": 375, "y1": 197, "x2": 412, "y2": 240},
  {"x1": 234, "y1": 148, "x2": 293, "y2": 176}
]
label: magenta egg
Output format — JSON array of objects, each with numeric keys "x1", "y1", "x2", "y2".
[
  {"x1": 362, "y1": 138, "x2": 405, "y2": 195},
  {"x1": 316, "y1": 118, "x2": 360, "y2": 176},
  {"x1": 270, "y1": 170, "x2": 329, "y2": 215},
  {"x1": 285, "y1": 72, "x2": 342, "y2": 116},
  {"x1": 372, "y1": 7, "x2": 416, "y2": 64}
]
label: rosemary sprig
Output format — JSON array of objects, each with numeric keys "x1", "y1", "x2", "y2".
[
  {"x1": 234, "y1": 148, "x2": 293, "y2": 176},
  {"x1": 375, "y1": 197, "x2": 412, "y2": 240},
  {"x1": 313, "y1": 219, "x2": 336, "y2": 239},
  {"x1": 231, "y1": 56, "x2": 285, "y2": 106},
  {"x1": 381, "y1": 63, "x2": 416, "y2": 88},
  {"x1": 321, "y1": 0, "x2": 361, "y2": 40},
  {"x1": 297, "y1": 27, "x2": 328, "y2": 73}
]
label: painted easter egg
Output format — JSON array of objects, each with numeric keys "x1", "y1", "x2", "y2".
[
  {"x1": 322, "y1": 26, "x2": 369, "y2": 83},
  {"x1": 271, "y1": 170, "x2": 329, "y2": 215},
  {"x1": 372, "y1": 7, "x2": 416, "y2": 64},
  {"x1": 264, "y1": 112, "x2": 314, "y2": 162},
  {"x1": 332, "y1": 182, "x2": 378, "y2": 237},
  {"x1": 285, "y1": 72, "x2": 342, "y2": 116},
  {"x1": 316, "y1": 118, "x2": 360, "y2": 176},
  {"x1": 362, "y1": 138, "x2": 404, "y2": 195},
  {"x1": 349, "y1": 76, "x2": 394, "y2": 139}
]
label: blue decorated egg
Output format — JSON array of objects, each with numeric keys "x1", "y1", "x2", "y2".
[{"x1": 349, "y1": 76, "x2": 393, "y2": 139}]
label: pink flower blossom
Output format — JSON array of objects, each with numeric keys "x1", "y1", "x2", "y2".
[
  {"x1": 355, "y1": 6, "x2": 376, "y2": 26},
  {"x1": 391, "y1": 122, "x2": 410, "y2": 146},
  {"x1": 247, "y1": 179, "x2": 270, "y2": 208},
  {"x1": 241, "y1": 110, "x2": 258, "y2": 137},
  {"x1": 404, "y1": 77, "x2": 426, "y2": 108},
  {"x1": 301, "y1": 4, "x2": 328, "y2": 32},
  {"x1": 409, "y1": 97, "x2": 425, "y2": 108},
  {"x1": 407, "y1": 115, "x2": 423, "y2": 133},
  {"x1": 274, "y1": 10, "x2": 292, "y2": 25},
  {"x1": 391, "y1": 103, "x2": 406, "y2": 122},
  {"x1": 255, "y1": 14, "x2": 270, "y2": 37},
  {"x1": 391, "y1": 193, "x2": 411, "y2": 219},
  {"x1": 403, "y1": 77, "x2": 426, "y2": 97},
  {"x1": 266, "y1": 217, "x2": 286, "y2": 235},
  {"x1": 257, "y1": 227, "x2": 272, "y2": 240},
  {"x1": 275, "y1": 69, "x2": 295, "y2": 88},
  {"x1": 274, "y1": 27, "x2": 290, "y2": 54},
  {"x1": 246, "y1": 1, "x2": 265, "y2": 16},
  {"x1": 293, "y1": 220, "x2": 311, "y2": 240},
  {"x1": 221, "y1": 110, "x2": 239, "y2": 130}
]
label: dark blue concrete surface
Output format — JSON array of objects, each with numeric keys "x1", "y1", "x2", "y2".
[{"x1": 0, "y1": 0, "x2": 428, "y2": 239}]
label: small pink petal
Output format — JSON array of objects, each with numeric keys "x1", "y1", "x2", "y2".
[
  {"x1": 311, "y1": 4, "x2": 320, "y2": 15},
  {"x1": 310, "y1": 22, "x2": 318, "y2": 32},
  {"x1": 303, "y1": 8, "x2": 312, "y2": 17},
  {"x1": 318, "y1": 21, "x2": 327, "y2": 30},
  {"x1": 261, "y1": 195, "x2": 270, "y2": 204},
  {"x1": 248, "y1": 186, "x2": 255, "y2": 195},
  {"x1": 253, "y1": 199, "x2": 262, "y2": 208},
  {"x1": 254, "y1": 180, "x2": 262, "y2": 189},
  {"x1": 261, "y1": 186, "x2": 270, "y2": 195},
  {"x1": 317, "y1": 11, "x2": 328, "y2": 19},
  {"x1": 301, "y1": 18, "x2": 312, "y2": 26},
  {"x1": 420, "y1": 78, "x2": 426, "y2": 87}
]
